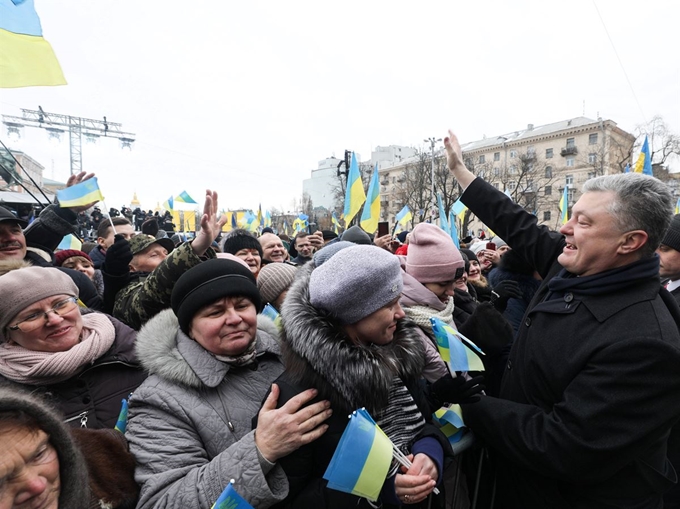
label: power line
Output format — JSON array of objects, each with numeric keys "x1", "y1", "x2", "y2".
[{"x1": 591, "y1": 0, "x2": 647, "y2": 125}]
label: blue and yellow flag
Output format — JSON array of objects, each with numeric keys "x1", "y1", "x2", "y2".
[
  {"x1": 395, "y1": 205, "x2": 412, "y2": 226},
  {"x1": 292, "y1": 213, "x2": 308, "y2": 233},
  {"x1": 324, "y1": 408, "x2": 393, "y2": 502},
  {"x1": 675, "y1": 199, "x2": 680, "y2": 216},
  {"x1": 343, "y1": 153, "x2": 366, "y2": 226},
  {"x1": 633, "y1": 135, "x2": 653, "y2": 176},
  {"x1": 257, "y1": 204, "x2": 263, "y2": 226},
  {"x1": 175, "y1": 191, "x2": 197, "y2": 204},
  {"x1": 162, "y1": 196, "x2": 173, "y2": 211},
  {"x1": 264, "y1": 210, "x2": 272, "y2": 228},
  {"x1": 430, "y1": 317, "x2": 485, "y2": 372},
  {"x1": 211, "y1": 481, "x2": 253, "y2": 509},
  {"x1": 239, "y1": 211, "x2": 258, "y2": 233},
  {"x1": 56, "y1": 234, "x2": 82, "y2": 251},
  {"x1": 437, "y1": 192, "x2": 449, "y2": 236},
  {"x1": 0, "y1": 0, "x2": 66, "y2": 88},
  {"x1": 559, "y1": 185, "x2": 569, "y2": 225},
  {"x1": 261, "y1": 303, "x2": 282, "y2": 331},
  {"x1": 57, "y1": 178, "x2": 104, "y2": 208},
  {"x1": 114, "y1": 399, "x2": 129, "y2": 434},
  {"x1": 451, "y1": 199, "x2": 467, "y2": 222},
  {"x1": 360, "y1": 165, "x2": 381, "y2": 234},
  {"x1": 331, "y1": 212, "x2": 341, "y2": 234}
]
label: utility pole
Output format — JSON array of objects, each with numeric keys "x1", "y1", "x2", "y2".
[
  {"x1": 2, "y1": 106, "x2": 136, "y2": 175},
  {"x1": 424, "y1": 137, "x2": 441, "y2": 221}
]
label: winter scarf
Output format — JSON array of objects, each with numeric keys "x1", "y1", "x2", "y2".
[
  {"x1": 403, "y1": 297, "x2": 456, "y2": 332},
  {"x1": 0, "y1": 313, "x2": 116, "y2": 385},
  {"x1": 547, "y1": 256, "x2": 660, "y2": 299},
  {"x1": 214, "y1": 338, "x2": 258, "y2": 367}
]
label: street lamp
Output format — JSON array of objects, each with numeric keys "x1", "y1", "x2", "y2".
[{"x1": 424, "y1": 137, "x2": 441, "y2": 220}]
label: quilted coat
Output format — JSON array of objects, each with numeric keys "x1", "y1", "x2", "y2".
[{"x1": 126, "y1": 309, "x2": 287, "y2": 509}]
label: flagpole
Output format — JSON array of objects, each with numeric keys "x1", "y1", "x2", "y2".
[{"x1": 101, "y1": 200, "x2": 117, "y2": 235}]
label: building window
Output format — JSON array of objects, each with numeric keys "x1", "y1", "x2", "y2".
[
  {"x1": 589, "y1": 133, "x2": 598, "y2": 145},
  {"x1": 543, "y1": 211, "x2": 551, "y2": 221},
  {"x1": 545, "y1": 166, "x2": 553, "y2": 178},
  {"x1": 566, "y1": 138, "x2": 575, "y2": 148},
  {"x1": 509, "y1": 165, "x2": 517, "y2": 174},
  {"x1": 565, "y1": 175, "x2": 574, "y2": 185},
  {"x1": 587, "y1": 171, "x2": 596, "y2": 180},
  {"x1": 545, "y1": 185, "x2": 552, "y2": 196},
  {"x1": 546, "y1": 148, "x2": 554, "y2": 158},
  {"x1": 588, "y1": 153, "x2": 597, "y2": 164},
  {"x1": 568, "y1": 188, "x2": 575, "y2": 203},
  {"x1": 493, "y1": 183, "x2": 500, "y2": 189},
  {"x1": 508, "y1": 181, "x2": 517, "y2": 191},
  {"x1": 479, "y1": 155, "x2": 485, "y2": 164},
  {"x1": 493, "y1": 167, "x2": 500, "y2": 176},
  {"x1": 526, "y1": 180, "x2": 535, "y2": 191},
  {"x1": 566, "y1": 157, "x2": 575, "y2": 167},
  {"x1": 494, "y1": 152, "x2": 500, "y2": 161},
  {"x1": 392, "y1": 176, "x2": 396, "y2": 183},
  {"x1": 510, "y1": 150, "x2": 518, "y2": 158},
  {"x1": 527, "y1": 146, "x2": 536, "y2": 156}
]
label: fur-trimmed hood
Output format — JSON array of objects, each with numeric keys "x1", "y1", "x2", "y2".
[
  {"x1": 135, "y1": 308, "x2": 281, "y2": 389},
  {"x1": 280, "y1": 262, "x2": 425, "y2": 415}
]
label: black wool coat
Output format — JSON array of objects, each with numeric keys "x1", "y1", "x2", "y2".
[{"x1": 459, "y1": 178, "x2": 680, "y2": 509}]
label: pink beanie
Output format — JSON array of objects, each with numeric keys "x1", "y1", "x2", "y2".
[{"x1": 405, "y1": 223, "x2": 464, "y2": 283}]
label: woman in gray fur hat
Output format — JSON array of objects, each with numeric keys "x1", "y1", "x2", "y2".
[{"x1": 267, "y1": 244, "x2": 473, "y2": 509}]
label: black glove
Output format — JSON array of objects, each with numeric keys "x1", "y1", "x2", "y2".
[
  {"x1": 431, "y1": 374, "x2": 485, "y2": 405},
  {"x1": 103, "y1": 234, "x2": 133, "y2": 276},
  {"x1": 490, "y1": 280, "x2": 523, "y2": 313}
]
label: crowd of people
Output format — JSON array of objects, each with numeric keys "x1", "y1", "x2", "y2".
[{"x1": 2, "y1": 131, "x2": 680, "y2": 509}]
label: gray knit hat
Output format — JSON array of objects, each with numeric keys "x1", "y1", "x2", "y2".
[
  {"x1": 662, "y1": 214, "x2": 680, "y2": 252},
  {"x1": 257, "y1": 263, "x2": 297, "y2": 305},
  {"x1": 313, "y1": 240, "x2": 354, "y2": 267},
  {"x1": 309, "y1": 245, "x2": 402, "y2": 324},
  {"x1": 0, "y1": 266, "x2": 79, "y2": 340},
  {"x1": 0, "y1": 386, "x2": 90, "y2": 507},
  {"x1": 341, "y1": 225, "x2": 372, "y2": 245}
]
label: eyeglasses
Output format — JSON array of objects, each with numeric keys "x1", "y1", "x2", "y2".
[{"x1": 8, "y1": 297, "x2": 78, "y2": 333}]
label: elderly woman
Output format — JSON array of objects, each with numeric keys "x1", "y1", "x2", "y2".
[
  {"x1": 126, "y1": 258, "x2": 331, "y2": 509},
  {"x1": 0, "y1": 266, "x2": 145, "y2": 429},
  {"x1": 270, "y1": 244, "x2": 463, "y2": 509},
  {"x1": 0, "y1": 385, "x2": 90, "y2": 508}
]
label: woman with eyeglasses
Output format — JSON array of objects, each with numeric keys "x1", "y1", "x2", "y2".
[{"x1": 0, "y1": 266, "x2": 146, "y2": 429}]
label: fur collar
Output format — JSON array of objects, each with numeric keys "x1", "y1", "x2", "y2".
[
  {"x1": 280, "y1": 262, "x2": 425, "y2": 415},
  {"x1": 135, "y1": 308, "x2": 281, "y2": 389}
]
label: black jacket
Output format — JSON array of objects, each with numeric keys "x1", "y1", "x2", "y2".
[{"x1": 459, "y1": 177, "x2": 680, "y2": 509}]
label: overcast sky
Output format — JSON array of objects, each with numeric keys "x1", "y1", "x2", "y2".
[{"x1": 1, "y1": 0, "x2": 678, "y2": 213}]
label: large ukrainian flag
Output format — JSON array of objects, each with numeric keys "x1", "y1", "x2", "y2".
[
  {"x1": 324, "y1": 408, "x2": 393, "y2": 501},
  {"x1": 0, "y1": 0, "x2": 66, "y2": 88},
  {"x1": 359, "y1": 164, "x2": 380, "y2": 234}
]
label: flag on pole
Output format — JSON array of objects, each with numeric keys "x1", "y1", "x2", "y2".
[
  {"x1": 323, "y1": 408, "x2": 393, "y2": 501},
  {"x1": 162, "y1": 196, "x2": 174, "y2": 211},
  {"x1": 430, "y1": 317, "x2": 485, "y2": 372},
  {"x1": 114, "y1": 399, "x2": 129, "y2": 434},
  {"x1": 257, "y1": 204, "x2": 263, "y2": 226},
  {"x1": 292, "y1": 213, "x2": 308, "y2": 233},
  {"x1": 57, "y1": 178, "x2": 104, "y2": 208},
  {"x1": 211, "y1": 481, "x2": 253, "y2": 509},
  {"x1": 175, "y1": 191, "x2": 197, "y2": 204},
  {"x1": 451, "y1": 199, "x2": 467, "y2": 222},
  {"x1": 343, "y1": 153, "x2": 366, "y2": 226},
  {"x1": 0, "y1": 0, "x2": 66, "y2": 88},
  {"x1": 449, "y1": 209, "x2": 460, "y2": 248},
  {"x1": 437, "y1": 192, "x2": 449, "y2": 235},
  {"x1": 331, "y1": 212, "x2": 341, "y2": 234},
  {"x1": 360, "y1": 165, "x2": 381, "y2": 233},
  {"x1": 559, "y1": 185, "x2": 569, "y2": 225},
  {"x1": 57, "y1": 234, "x2": 82, "y2": 251},
  {"x1": 434, "y1": 405, "x2": 465, "y2": 429},
  {"x1": 264, "y1": 210, "x2": 272, "y2": 228},
  {"x1": 395, "y1": 206, "x2": 412, "y2": 226},
  {"x1": 633, "y1": 136, "x2": 653, "y2": 176}
]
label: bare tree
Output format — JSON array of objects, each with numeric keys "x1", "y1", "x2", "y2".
[
  {"x1": 393, "y1": 150, "x2": 434, "y2": 227},
  {"x1": 636, "y1": 115, "x2": 680, "y2": 169}
]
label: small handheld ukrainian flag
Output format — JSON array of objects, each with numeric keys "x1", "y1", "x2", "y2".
[
  {"x1": 57, "y1": 234, "x2": 82, "y2": 251},
  {"x1": 430, "y1": 317, "x2": 485, "y2": 372},
  {"x1": 175, "y1": 191, "x2": 197, "y2": 204},
  {"x1": 395, "y1": 205, "x2": 412, "y2": 226},
  {"x1": 56, "y1": 178, "x2": 104, "y2": 208},
  {"x1": 114, "y1": 399, "x2": 129, "y2": 434},
  {"x1": 261, "y1": 303, "x2": 282, "y2": 331},
  {"x1": 331, "y1": 212, "x2": 341, "y2": 234},
  {"x1": 323, "y1": 408, "x2": 393, "y2": 501},
  {"x1": 211, "y1": 480, "x2": 253, "y2": 509}
]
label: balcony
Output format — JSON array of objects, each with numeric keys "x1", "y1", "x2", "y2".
[{"x1": 560, "y1": 146, "x2": 578, "y2": 157}]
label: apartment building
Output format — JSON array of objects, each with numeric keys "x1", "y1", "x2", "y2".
[{"x1": 378, "y1": 117, "x2": 636, "y2": 233}]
